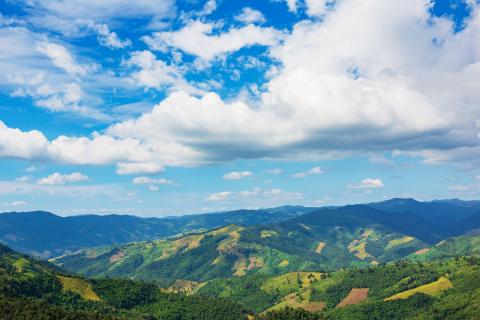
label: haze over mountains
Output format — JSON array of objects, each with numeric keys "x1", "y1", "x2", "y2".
[{"x1": 2, "y1": 198, "x2": 480, "y2": 260}]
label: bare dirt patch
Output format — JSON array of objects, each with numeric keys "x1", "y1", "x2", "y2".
[
  {"x1": 109, "y1": 251, "x2": 125, "y2": 263},
  {"x1": 337, "y1": 288, "x2": 369, "y2": 307},
  {"x1": 414, "y1": 248, "x2": 430, "y2": 255}
]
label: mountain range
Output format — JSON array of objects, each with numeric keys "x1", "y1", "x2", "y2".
[
  {"x1": 3, "y1": 198, "x2": 480, "y2": 319},
  {"x1": 51, "y1": 202, "x2": 480, "y2": 286},
  {"x1": 0, "y1": 205, "x2": 315, "y2": 258},
  {"x1": 2, "y1": 198, "x2": 480, "y2": 260}
]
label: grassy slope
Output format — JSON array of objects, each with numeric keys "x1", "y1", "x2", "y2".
[
  {"x1": 197, "y1": 255, "x2": 480, "y2": 320},
  {"x1": 57, "y1": 275, "x2": 101, "y2": 301},
  {"x1": 0, "y1": 243, "x2": 249, "y2": 320},
  {"x1": 52, "y1": 219, "x2": 427, "y2": 286}
]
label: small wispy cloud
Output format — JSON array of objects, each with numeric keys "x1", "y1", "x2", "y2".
[
  {"x1": 265, "y1": 168, "x2": 282, "y2": 175},
  {"x1": 348, "y1": 178, "x2": 384, "y2": 189},
  {"x1": 132, "y1": 177, "x2": 173, "y2": 185},
  {"x1": 223, "y1": 171, "x2": 252, "y2": 180},
  {"x1": 291, "y1": 166, "x2": 324, "y2": 178},
  {"x1": 206, "y1": 191, "x2": 231, "y2": 201}
]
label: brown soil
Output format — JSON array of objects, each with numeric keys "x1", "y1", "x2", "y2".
[{"x1": 337, "y1": 288, "x2": 369, "y2": 307}]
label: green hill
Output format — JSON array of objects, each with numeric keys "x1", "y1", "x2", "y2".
[
  {"x1": 52, "y1": 206, "x2": 430, "y2": 285},
  {"x1": 201, "y1": 256, "x2": 480, "y2": 320},
  {"x1": 0, "y1": 206, "x2": 315, "y2": 258},
  {"x1": 0, "y1": 243, "x2": 248, "y2": 320}
]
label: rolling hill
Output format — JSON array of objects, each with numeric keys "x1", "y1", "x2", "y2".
[
  {"x1": 52, "y1": 205, "x2": 431, "y2": 285},
  {"x1": 0, "y1": 206, "x2": 315, "y2": 258},
  {"x1": 197, "y1": 256, "x2": 480, "y2": 319},
  {"x1": 0, "y1": 243, "x2": 249, "y2": 319},
  {"x1": 3, "y1": 198, "x2": 480, "y2": 259}
]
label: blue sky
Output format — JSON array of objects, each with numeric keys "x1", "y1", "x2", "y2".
[{"x1": 0, "y1": 0, "x2": 479, "y2": 216}]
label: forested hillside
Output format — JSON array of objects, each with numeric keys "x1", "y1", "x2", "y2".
[
  {"x1": 53, "y1": 206, "x2": 431, "y2": 285},
  {"x1": 0, "y1": 206, "x2": 314, "y2": 258},
  {"x1": 0, "y1": 243, "x2": 248, "y2": 320}
]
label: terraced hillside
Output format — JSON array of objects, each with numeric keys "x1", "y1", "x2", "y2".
[{"x1": 52, "y1": 206, "x2": 430, "y2": 285}]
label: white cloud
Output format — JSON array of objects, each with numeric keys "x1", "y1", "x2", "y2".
[
  {"x1": 1, "y1": 28, "x2": 109, "y2": 120},
  {"x1": 283, "y1": 0, "x2": 299, "y2": 13},
  {"x1": 235, "y1": 8, "x2": 266, "y2": 24},
  {"x1": 0, "y1": 121, "x2": 49, "y2": 159},
  {"x1": 265, "y1": 168, "x2": 282, "y2": 175},
  {"x1": 291, "y1": 172, "x2": 307, "y2": 178},
  {"x1": 38, "y1": 172, "x2": 89, "y2": 185},
  {"x1": 292, "y1": 166, "x2": 323, "y2": 178},
  {"x1": 1, "y1": 1, "x2": 480, "y2": 171},
  {"x1": 22, "y1": 0, "x2": 175, "y2": 34},
  {"x1": 305, "y1": 0, "x2": 332, "y2": 17},
  {"x1": 199, "y1": 0, "x2": 217, "y2": 16},
  {"x1": 37, "y1": 42, "x2": 92, "y2": 76},
  {"x1": 15, "y1": 176, "x2": 32, "y2": 183},
  {"x1": 132, "y1": 177, "x2": 173, "y2": 185},
  {"x1": 11, "y1": 200, "x2": 27, "y2": 207},
  {"x1": 206, "y1": 191, "x2": 231, "y2": 201},
  {"x1": 349, "y1": 178, "x2": 384, "y2": 189},
  {"x1": 91, "y1": 23, "x2": 131, "y2": 49},
  {"x1": 125, "y1": 50, "x2": 200, "y2": 93},
  {"x1": 448, "y1": 184, "x2": 470, "y2": 191},
  {"x1": 26, "y1": 166, "x2": 42, "y2": 173},
  {"x1": 308, "y1": 166, "x2": 324, "y2": 174},
  {"x1": 116, "y1": 162, "x2": 164, "y2": 175},
  {"x1": 142, "y1": 21, "x2": 283, "y2": 61},
  {"x1": 223, "y1": 171, "x2": 252, "y2": 180}
]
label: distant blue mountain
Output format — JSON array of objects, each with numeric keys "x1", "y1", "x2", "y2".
[{"x1": 0, "y1": 206, "x2": 316, "y2": 258}]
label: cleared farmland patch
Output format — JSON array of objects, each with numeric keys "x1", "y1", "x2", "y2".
[
  {"x1": 57, "y1": 275, "x2": 100, "y2": 301},
  {"x1": 386, "y1": 236, "x2": 414, "y2": 250},
  {"x1": 385, "y1": 277, "x2": 452, "y2": 301},
  {"x1": 337, "y1": 288, "x2": 369, "y2": 307},
  {"x1": 267, "y1": 289, "x2": 326, "y2": 313},
  {"x1": 315, "y1": 242, "x2": 326, "y2": 254}
]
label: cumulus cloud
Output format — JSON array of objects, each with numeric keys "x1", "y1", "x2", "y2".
[
  {"x1": 305, "y1": 0, "x2": 332, "y2": 17},
  {"x1": 116, "y1": 162, "x2": 164, "y2": 175},
  {"x1": 38, "y1": 172, "x2": 89, "y2": 185},
  {"x1": 125, "y1": 50, "x2": 199, "y2": 93},
  {"x1": 206, "y1": 191, "x2": 231, "y2": 201},
  {"x1": 349, "y1": 178, "x2": 384, "y2": 189},
  {"x1": 235, "y1": 7, "x2": 266, "y2": 24},
  {"x1": 0, "y1": 121, "x2": 49, "y2": 159},
  {"x1": 142, "y1": 21, "x2": 283, "y2": 61},
  {"x1": 223, "y1": 171, "x2": 252, "y2": 180},
  {"x1": 1, "y1": 0, "x2": 480, "y2": 171},
  {"x1": 132, "y1": 177, "x2": 173, "y2": 185}
]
